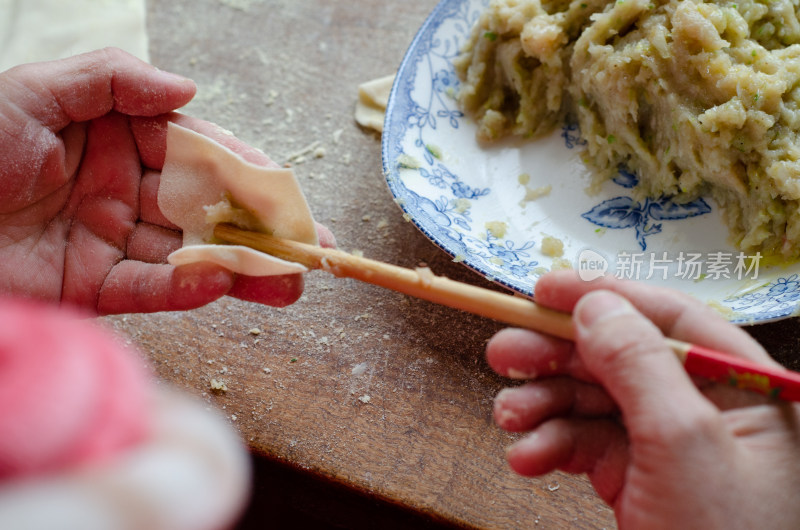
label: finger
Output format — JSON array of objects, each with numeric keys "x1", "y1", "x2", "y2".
[
  {"x1": 97, "y1": 261, "x2": 234, "y2": 315},
  {"x1": 61, "y1": 113, "x2": 140, "y2": 309},
  {"x1": 534, "y1": 270, "x2": 623, "y2": 313},
  {"x1": 506, "y1": 418, "x2": 628, "y2": 504},
  {"x1": 536, "y1": 270, "x2": 773, "y2": 365},
  {"x1": 700, "y1": 381, "x2": 780, "y2": 410},
  {"x1": 62, "y1": 112, "x2": 139, "y2": 229},
  {"x1": 721, "y1": 402, "x2": 800, "y2": 438},
  {"x1": 316, "y1": 222, "x2": 337, "y2": 249},
  {"x1": 129, "y1": 114, "x2": 172, "y2": 170},
  {"x1": 130, "y1": 113, "x2": 280, "y2": 171},
  {"x1": 127, "y1": 223, "x2": 181, "y2": 264},
  {"x1": 62, "y1": 222, "x2": 125, "y2": 311},
  {"x1": 3, "y1": 48, "x2": 195, "y2": 129},
  {"x1": 493, "y1": 379, "x2": 617, "y2": 432},
  {"x1": 139, "y1": 170, "x2": 179, "y2": 229},
  {"x1": 486, "y1": 327, "x2": 592, "y2": 381},
  {"x1": 0, "y1": 298, "x2": 151, "y2": 477},
  {"x1": 573, "y1": 290, "x2": 720, "y2": 438},
  {"x1": 228, "y1": 274, "x2": 304, "y2": 308}
]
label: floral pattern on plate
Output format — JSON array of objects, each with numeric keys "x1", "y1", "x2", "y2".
[{"x1": 381, "y1": 0, "x2": 799, "y2": 323}]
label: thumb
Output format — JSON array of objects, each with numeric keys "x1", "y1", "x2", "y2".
[{"x1": 573, "y1": 290, "x2": 714, "y2": 437}]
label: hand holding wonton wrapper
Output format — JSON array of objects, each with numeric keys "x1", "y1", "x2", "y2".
[
  {"x1": 0, "y1": 48, "x2": 333, "y2": 315},
  {"x1": 158, "y1": 122, "x2": 319, "y2": 277}
]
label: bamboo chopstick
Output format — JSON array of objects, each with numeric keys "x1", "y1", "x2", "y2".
[
  {"x1": 213, "y1": 223, "x2": 575, "y2": 340},
  {"x1": 213, "y1": 223, "x2": 800, "y2": 402}
]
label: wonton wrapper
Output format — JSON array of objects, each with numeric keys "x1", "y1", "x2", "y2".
[
  {"x1": 354, "y1": 74, "x2": 395, "y2": 133},
  {"x1": 158, "y1": 123, "x2": 318, "y2": 276}
]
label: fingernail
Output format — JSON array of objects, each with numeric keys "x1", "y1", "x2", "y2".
[
  {"x1": 506, "y1": 367, "x2": 538, "y2": 380},
  {"x1": 158, "y1": 68, "x2": 195, "y2": 86},
  {"x1": 574, "y1": 290, "x2": 634, "y2": 330},
  {"x1": 506, "y1": 431, "x2": 539, "y2": 458},
  {"x1": 493, "y1": 389, "x2": 523, "y2": 429}
]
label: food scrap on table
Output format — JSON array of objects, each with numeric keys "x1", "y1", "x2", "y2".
[{"x1": 354, "y1": 74, "x2": 396, "y2": 133}]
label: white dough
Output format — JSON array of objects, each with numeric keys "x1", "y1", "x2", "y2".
[
  {"x1": 159, "y1": 123, "x2": 318, "y2": 276},
  {"x1": 167, "y1": 244, "x2": 306, "y2": 277},
  {"x1": 354, "y1": 74, "x2": 395, "y2": 133},
  {"x1": 0, "y1": 0, "x2": 149, "y2": 71}
]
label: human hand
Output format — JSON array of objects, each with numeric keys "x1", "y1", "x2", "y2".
[
  {"x1": 0, "y1": 48, "x2": 333, "y2": 315},
  {"x1": 486, "y1": 270, "x2": 800, "y2": 529},
  {"x1": 0, "y1": 297, "x2": 250, "y2": 529}
]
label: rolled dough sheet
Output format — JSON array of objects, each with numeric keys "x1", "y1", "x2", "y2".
[
  {"x1": 159, "y1": 123, "x2": 318, "y2": 276},
  {"x1": 354, "y1": 74, "x2": 395, "y2": 133},
  {"x1": 0, "y1": 0, "x2": 149, "y2": 71}
]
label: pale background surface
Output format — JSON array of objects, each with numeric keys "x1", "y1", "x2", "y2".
[{"x1": 0, "y1": 0, "x2": 148, "y2": 69}]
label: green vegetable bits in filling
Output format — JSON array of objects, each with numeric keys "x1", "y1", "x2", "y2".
[{"x1": 455, "y1": 0, "x2": 800, "y2": 260}]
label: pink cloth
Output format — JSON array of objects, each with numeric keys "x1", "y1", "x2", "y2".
[{"x1": 0, "y1": 298, "x2": 150, "y2": 478}]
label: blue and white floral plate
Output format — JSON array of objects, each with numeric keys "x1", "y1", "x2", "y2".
[{"x1": 381, "y1": 0, "x2": 800, "y2": 324}]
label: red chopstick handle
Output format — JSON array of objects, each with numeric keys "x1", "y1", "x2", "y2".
[{"x1": 683, "y1": 344, "x2": 800, "y2": 401}]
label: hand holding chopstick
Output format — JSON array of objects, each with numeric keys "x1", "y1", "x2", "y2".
[{"x1": 214, "y1": 223, "x2": 800, "y2": 402}]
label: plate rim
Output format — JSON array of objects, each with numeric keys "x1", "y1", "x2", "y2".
[{"x1": 380, "y1": 0, "x2": 800, "y2": 325}]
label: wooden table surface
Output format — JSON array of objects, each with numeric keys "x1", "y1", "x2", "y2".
[{"x1": 104, "y1": 1, "x2": 800, "y2": 528}]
